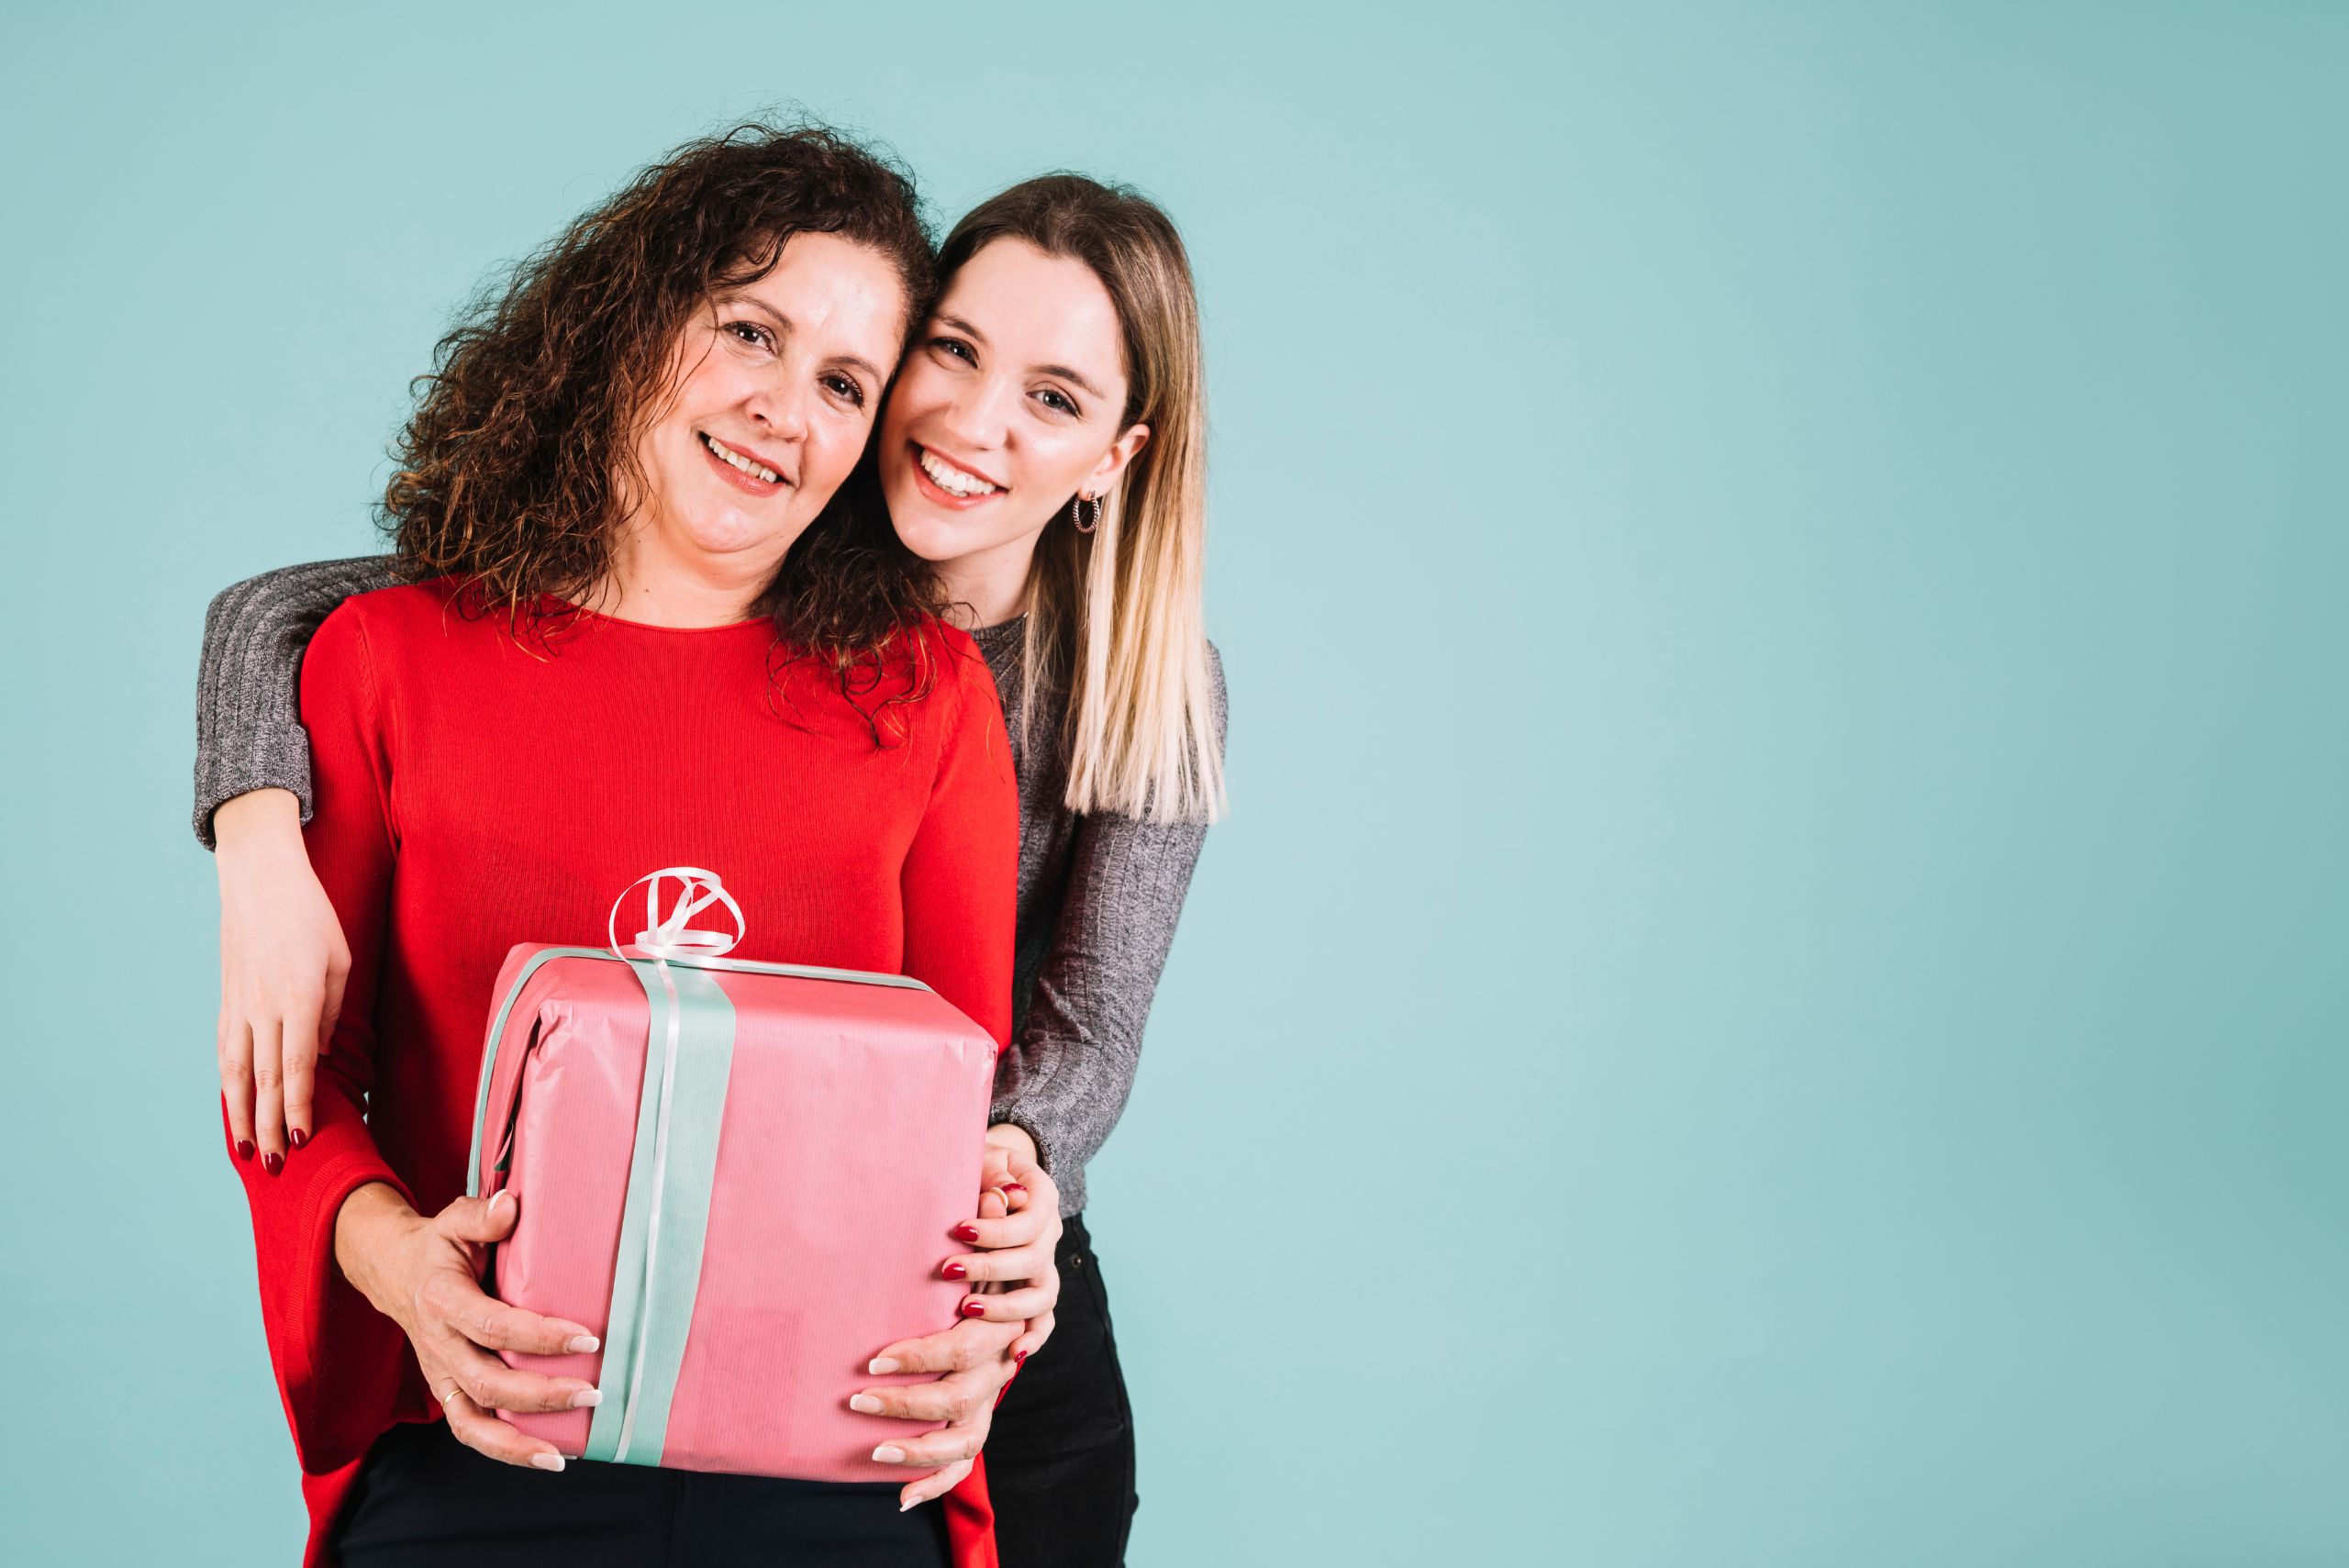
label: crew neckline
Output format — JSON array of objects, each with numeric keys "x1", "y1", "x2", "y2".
[
  {"x1": 549, "y1": 595, "x2": 773, "y2": 635},
  {"x1": 971, "y1": 613, "x2": 1028, "y2": 653}
]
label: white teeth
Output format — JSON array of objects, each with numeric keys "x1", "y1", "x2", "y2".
[
  {"x1": 919, "y1": 448, "x2": 997, "y2": 498},
  {"x1": 702, "y1": 433, "x2": 780, "y2": 484}
]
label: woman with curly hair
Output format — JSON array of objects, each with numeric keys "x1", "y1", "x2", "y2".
[{"x1": 214, "y1": 123, "x2": 1060, "y2": 1568}]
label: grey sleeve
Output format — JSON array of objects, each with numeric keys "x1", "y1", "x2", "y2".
[
  {"x1": 193, "y1": 556, "x2": 405, "y2": 849},
  {"x1": 990, "y1": 641, "x2": 1229, "y2": 1179}
]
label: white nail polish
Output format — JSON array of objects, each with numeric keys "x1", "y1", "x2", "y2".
[
  {"x1": 849, "y1": 1394, "x2": 884, "y2": 1414},
  {"x1": 567, "y1": 1335, "x2": 602, "y2": 1354},
  {"x1": 868, "y1": 1358, "x2": 899, "y2": 1375},
  {"x1": 530, "y1": 1452, "x2": 565, "y2": 1473},
  {"x1": 872, "y1": 1444, "x2": 907, "y2": 1463},
  {"x1": 571, "y1": 1389, "x2": 603, "y2": 1409},
  {"x1": 900, "y1": 1496, "x2": 920, "y2": 1513}
]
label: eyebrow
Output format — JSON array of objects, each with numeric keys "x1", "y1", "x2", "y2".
[
  {"x1": 936, "y1": 312, "x2": 1107, "y2": 402},
  {"x1": 722, "y1": 294, "x2": 885, "y2": 385}
]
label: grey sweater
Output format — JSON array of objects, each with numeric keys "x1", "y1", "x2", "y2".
[{"x1": 194, "y1": 558, "x2": 1226, "y2": 1217}]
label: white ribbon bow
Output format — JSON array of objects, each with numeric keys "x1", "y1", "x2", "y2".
[{"x1": 607, "y1": 867, "x2": 745, "y2": 961}]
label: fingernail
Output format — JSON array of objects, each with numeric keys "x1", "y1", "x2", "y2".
[
  {"x1": 941, "y1": 1259, "x2": 968, "y2": 1280},
  {"x1": 900, "y1": 1495, "x2": 920, "y2": 1512},
  {"x1": 952, "y1": 1223, "x2": 980, "y2": 1243},
  {"x1": 872, "y1": 1444, "x2": 907, "y2": 1463},
  {"x1": 1013, "y1": 1349, "x2": 1029, "y2": 1365},
  {"x1": 1002, "y1": 1183, "x2": 1027, "y2": 1195},
  {"x1": 236, "y1": 1140, "x2": 255, "y2": 1162},
  {"x1": 566, "y1": 1334, "x2": 601, "y2": 1354},
  {"x1": 488, "y1": 1189, "x2": 514, "y2": 1219},
  {"x1": 569, "y1": 1389, "x2": 602, "y2": 1408},
  {"x1": 867, "y1": 1357, "x2": 900, "y2": 1375},
  {"x1": 289, "y1": 1128, "x2": 309, "y2": 1150},
  {"x1": 960, "y1": 1297, "x2": 988, "y2": 1318},
  {"x1": 530, "y1": 1452, "x2": 566, "y2": 1473},
  {"x1": 849, "y1": 1394, "x2": 884, "y2": 1414},
  {"x1": 263, "y1": 1151, "x2": 284, "y2": 1176}
]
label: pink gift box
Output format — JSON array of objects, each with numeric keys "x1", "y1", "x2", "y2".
[{"x1": 463, "y1": 874, "x2": 997, "y2": 1481}]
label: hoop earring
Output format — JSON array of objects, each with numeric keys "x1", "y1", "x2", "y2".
[{"x1": 1071, "y1": 492, "x2": 1103, "y2": 533}]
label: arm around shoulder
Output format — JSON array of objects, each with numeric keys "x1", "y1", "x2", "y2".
[{"x1": 195, "y1": 555, "x2": 406, "y2": 849}]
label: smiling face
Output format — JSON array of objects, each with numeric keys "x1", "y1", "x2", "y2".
[
  {"x1": 878, "y1": 238, "x2": 1150, "y2": 600},
  {"x1": 623, "y1": 230, "x2": 908, "y2": 597}
]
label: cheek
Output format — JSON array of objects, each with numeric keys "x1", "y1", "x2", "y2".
[
  {"x1": 807, "y1": 417, "x2": 873, "y2": 493},
  {"x1": 1010, "y1": 429, "x2": 1097, "y2": 499},
  {"x1": 877, "y1": 388, "x2": 913, "y2": 445},
  {"x1": 879, "y1": 361, "x2": 952, "y2": 439},
  {"x1": 677, "y1": 358, "x2": 747, "y2": 421}
]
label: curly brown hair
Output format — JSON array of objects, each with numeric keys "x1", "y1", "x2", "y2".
[{"x1": 381, "y1": 121, "x2": 945, "y2": 700}]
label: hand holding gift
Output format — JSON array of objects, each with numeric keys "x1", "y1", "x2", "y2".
[
  {"x1": 859, "y1": 1147, "x2": 1063, "y2": 1509},
  {"x1": 333, "y1": 1181, "x2": 603, "y2": 1471}
]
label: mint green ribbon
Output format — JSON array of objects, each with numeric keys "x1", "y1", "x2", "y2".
[{"x1": 587, "y1": 955, "x2": 734, "y2": 1462}]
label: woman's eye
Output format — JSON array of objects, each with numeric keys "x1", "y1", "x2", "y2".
[
  {"x1": 1036, "y1": 388, "x2": 1077, "y2": 417},
  {"x1": 931, "y1": 336, "x2": 975, "y2": 364},
  {"x1": 725, "y1": 320, "x2": 773, "y2": 350},
  {"x1": 823, "y1": 373, "x2": 866, "y2": 407}
]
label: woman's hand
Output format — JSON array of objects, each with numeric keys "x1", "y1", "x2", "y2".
[
  {"x1": 954, "y1": 1129, "x2": 1064, "y2": 1348},
  {"x1": 853, "y1": 1132, "x2": 1065, "y2": 1508},
  {"x1": 214, "y1": 788, "x2": 346, "y2": 1169},
  {"x1": 336, "y1": 1183, "x2": 605, "y2": 1471},
  {"x1": 853, "y1": 1315, "x2": 1024, "y2": 1508}
]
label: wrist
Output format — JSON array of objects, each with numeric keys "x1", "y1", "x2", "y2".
[
  {"x1": 213, "y1": 788, "x2": 306, "y2": 866},
  {"x1": 985, "y1": 1121, "x2": 1040, "y2": 1167},
  {"x1": 333, "y1": 1182, "x2": 422, "y2": 1315}
]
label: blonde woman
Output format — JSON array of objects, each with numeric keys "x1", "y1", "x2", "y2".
[{"x1": 199, "y1": 172, "x2": 1226, "y2": 1566}]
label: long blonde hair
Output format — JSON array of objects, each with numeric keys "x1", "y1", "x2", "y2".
[{"x1": 937, "y1": 176, "x2": 1226, "y2": 825}]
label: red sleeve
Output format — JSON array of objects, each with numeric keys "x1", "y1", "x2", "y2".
[
  {"x1": 227, "y1": 601, "x2": 417, "y2": 1475},
  {"x1": 898, "y1": 628, "x2": 1018, "y2": 1047}
]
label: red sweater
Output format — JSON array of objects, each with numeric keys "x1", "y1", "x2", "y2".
[{"x1": 227, "y1": 581, "x2": 1017, "y2": 1567}]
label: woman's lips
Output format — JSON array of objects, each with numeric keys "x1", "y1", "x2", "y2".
[
  {"x1": 907, "y1": 442, "x2": 1003, "y2": 511},
  {"x1": 698, "y1": 431, "x2": 787, "y2": 496}
]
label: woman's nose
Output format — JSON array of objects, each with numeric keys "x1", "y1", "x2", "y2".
[
  {"x1": 747, "y1": 377, "x2": 811, "y2": 441},
  {"x1": 941, "y1": 376, "x2": 1014, "y2": 449}
]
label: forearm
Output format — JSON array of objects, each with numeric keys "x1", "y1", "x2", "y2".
[
  {"x1": 990, "y1": 817, "x2": 1209, "y2": 1179},
  {"x1": 194, "y1": 556, "x2": 405, "y2": 848},
  {"x1": 990, "y1": 1029, "x2": 1141, "y2": 1182},
  {"x1": 995, "y1": 641, "x2": 1224, "y2": 1178}
]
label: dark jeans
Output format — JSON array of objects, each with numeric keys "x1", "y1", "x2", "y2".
[
  {"x1": 986, "y1": 1213, "x2": 1141, "y2": 1566},
  {"x1": 334, "y1": 1213, "x2": 1135, "y2": 1567},
  {"x1": 334, "y1": 1424, "x2": 946, "y2": 1567}
]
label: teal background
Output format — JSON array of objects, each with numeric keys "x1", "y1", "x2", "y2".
[{"x1": 3, "y1": 3, "x2": 2343, "y2": 1562}]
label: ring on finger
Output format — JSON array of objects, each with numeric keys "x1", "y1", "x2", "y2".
[{"x1": 440, "y1": 1385, "x2": 465, "y2": 1408}]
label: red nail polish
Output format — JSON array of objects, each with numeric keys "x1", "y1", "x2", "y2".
[
  {"x1": 236, "y1": 1140, "x2": 256, "y2": 1162},
  {"x1": 960, "y1": 1298, "x2": 988, "y2": 1318},
  {"x1": 290, "y1": 1128, "x2": 309, "y2": 1150},
  {"x1": 1002, "y1": 1183, "x2": 1026, "y2": 1194},
  {"x1": 952, "y1": 1223, "x2": 980, "y2": 1243},
  {"x1": 263, "y1": 1151, "x2": 284, "y2": 1176},
  {"x1": 941, "y1": 1260, "x2": 968, "y2": 1280},
  {"x1": 1013, "y1": 1349, "x2": 1029, "y2": 1366}
]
